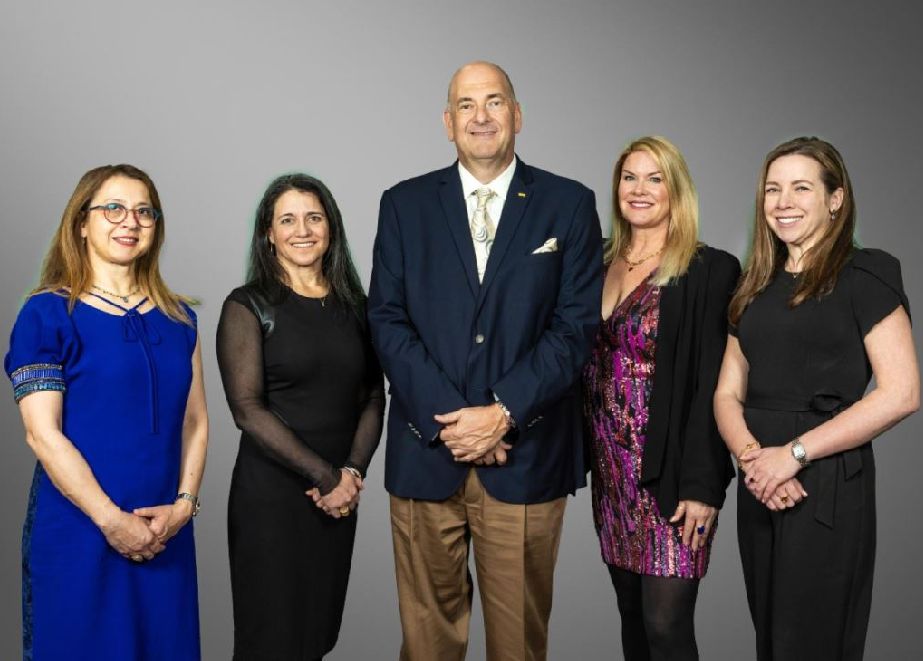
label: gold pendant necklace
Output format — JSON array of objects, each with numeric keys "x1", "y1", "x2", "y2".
[{"x1": 622, "y1": 245, "x2": 664, "y2": 272}]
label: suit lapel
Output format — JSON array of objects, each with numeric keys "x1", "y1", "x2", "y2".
[
  {"x1": 478, "y1": 158, "x2": 535, "y2": 299},
  {"x1": 438, "y1": 163, "x2": 479, "y2": 297}
]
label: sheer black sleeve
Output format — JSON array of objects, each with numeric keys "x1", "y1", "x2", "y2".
[
  {"x1": 343, "y1": 327, "x2": 385, "y2": 478},
  {"x1": 216, "y1": 298, "x2": 341, "y2": 495}
]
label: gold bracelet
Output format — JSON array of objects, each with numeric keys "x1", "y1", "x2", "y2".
[
  {"x1": 737, "y1": 441, "x2": 760, "y2": 460},
  {"x1": 736, "y1": 441, "x2": 761, "y2": 469}
]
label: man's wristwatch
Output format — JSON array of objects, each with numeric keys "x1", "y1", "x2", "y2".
[
  {"x1": 495, "y1": 399, "x2": 516, "y2": 429},
  {"x1": 790, "y1": 437, "x2": 810, "y2": 468},
  {"x1": 176, "y1": 492, "x2": 201, "y2": 517}
]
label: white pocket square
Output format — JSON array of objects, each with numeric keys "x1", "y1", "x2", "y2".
[{"x1": 532, "y1": 238, "x2": 559, "y2": 254}]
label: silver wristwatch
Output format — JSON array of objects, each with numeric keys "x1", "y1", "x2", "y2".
[
  {"x1": 176, "y1": 492, "x2": 200, "y2": 517},
  {"x1": 495, "y1": 399, "x2": 516, "y2": 428},
  {"x1": 790, "y1": 437, "x2": 810, "y2": 467}
]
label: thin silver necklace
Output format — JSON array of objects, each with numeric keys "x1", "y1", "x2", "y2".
[{"x1": 92, "y1": 284, "x2": 139, "y2": 304}]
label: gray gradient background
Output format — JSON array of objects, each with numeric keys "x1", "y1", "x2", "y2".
[{"x1": 1, "y1": 1, "x2": 920, "y2": 658}]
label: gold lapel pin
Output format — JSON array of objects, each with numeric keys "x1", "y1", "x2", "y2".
[{"x1": 517, "y1": 192, "x2": 526, "y2": 198}]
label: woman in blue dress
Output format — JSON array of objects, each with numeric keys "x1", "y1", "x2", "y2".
[{"x1": 5, "y1": 164, "x2": 208, "y2": 660}]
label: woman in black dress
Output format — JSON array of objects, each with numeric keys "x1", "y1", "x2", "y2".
[
  {"x1": 216, "y1": 173, "x2": 384, "y2": 660},
  {"x1": 714, "y1": 137, "x2": 919, "y2": 660}
]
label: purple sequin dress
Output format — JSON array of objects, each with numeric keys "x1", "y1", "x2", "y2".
[{"x1": 584, "y1": 280, "x2": 714, "y2": 578}]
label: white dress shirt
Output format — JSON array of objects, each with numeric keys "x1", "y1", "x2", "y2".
[{"x1": 458, "y1": 157, "x2": 517, "y2": 231}]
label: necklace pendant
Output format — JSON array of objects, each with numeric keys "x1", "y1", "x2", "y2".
[{"x1": 120, "y1": 295, "x2": 130, "y2": 304}]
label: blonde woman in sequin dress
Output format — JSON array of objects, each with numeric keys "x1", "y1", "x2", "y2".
[{"x1": 583, "y1": 136, "x2": 739, "y2": 660}]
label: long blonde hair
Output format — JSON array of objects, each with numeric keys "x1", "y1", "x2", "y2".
[
  {"x1": 605, "y1": 136, "x2": 700, "y2": 285},
  {"x1": 728, "y1": 137, "x2": 856, "y2": 325},
  {"x1": 34, "y1": 164, "x2": 192, "y2": 324}
]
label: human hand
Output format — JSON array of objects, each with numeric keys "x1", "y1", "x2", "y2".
[
  {"x1": 435, "y1": 405, "x2": 510, "y2": 462},
  {"x1": 99, "y1": 509, "x2": 165, "y2": 561},
  {"x1": 473, "y1": 441, "x2": 514, "y2": 466},
  {"x1": 669, "y1": 500, "x2": 717, "y2": 549},
  {"x1": 764, "y1": 477, "x2": 808, "y2": 511},
  {"x1": 133, "y1": 501, "x2": 194, "y2": 545},
  {"x1": 744, "y1": 445, "x2": 801, "y2": 504},
  {"x1": 306, "y1": 469, "x2": 360, "y2": 519}
]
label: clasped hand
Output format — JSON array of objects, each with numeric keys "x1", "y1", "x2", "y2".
[
  {"x1": 306, "y1": 468, "x2": 362, "y2": 519},
  {"x1": 435, "y1": 404, "x2": 511, "y2": 464},
  {"x1": 101, "y1": 500, "x2": 194, "y2": 561},
  {"x1": 740, "y1": 445, "x2": 808, "y2": 510}
]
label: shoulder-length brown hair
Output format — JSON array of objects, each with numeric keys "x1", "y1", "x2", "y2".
[
  {"x1": 605, "y1": 136, "x2": 700, "y2": 285},
  {"x1": 33, "y1": 164, "x2": 192, "y2": 324},
  {"x1": 729, "y1": 137, "x2": 856, "y2": 325}
]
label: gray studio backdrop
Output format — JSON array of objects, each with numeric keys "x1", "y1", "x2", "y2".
[{"x1": 1, "y1": 1, "x2": 920, "y2": 659}]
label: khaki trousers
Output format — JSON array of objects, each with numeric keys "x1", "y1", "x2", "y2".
[{"x1": 390, "y1": 469, "x2": 566, "y2": 661}]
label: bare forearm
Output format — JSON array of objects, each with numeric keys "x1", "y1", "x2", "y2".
[
  {"x1": 799, "y1": 386, "x2": 918, "y2": 461},
  {"x1": 714, "y1": 392, "x2": 760, "y2": 458},
  {"x1": 177, "y1": 416, "x2": 207, "y2": 496},
  {"x1": 26, "y1": 429, "x2": 119, "y2": 527}
]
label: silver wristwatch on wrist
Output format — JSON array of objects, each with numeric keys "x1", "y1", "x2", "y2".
[
  {"x1": 790, "y1": 437, "x2": 810, "y2": 467},
  {"x1": 495, "y1": 399, "x2": 516, "y2": 428},
  {"x1": 176, "y1": 492, "x2": 200, "y2": 517},
  {"x1": 342, "y1": 466, "x2": 362, "y2": 480}
]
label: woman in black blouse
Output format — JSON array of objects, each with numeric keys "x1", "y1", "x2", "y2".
[
  {"x1": 714, "y1": 137, "x2": 919, "y2": 660},
  {"x1": 216, "y1": 173, "x2": 384, "y2": 660}
]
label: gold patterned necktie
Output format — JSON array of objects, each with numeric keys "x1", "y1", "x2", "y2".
[{"x1": 471, "y1": 186, "x2": 495, "y2": 282}]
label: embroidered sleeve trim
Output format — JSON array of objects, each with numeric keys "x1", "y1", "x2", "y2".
[{"x1": 11, "y1": 363, "x2": 66, "y2": 403}]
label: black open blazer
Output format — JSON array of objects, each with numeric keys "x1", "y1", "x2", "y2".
[{"x1": 637, "y1": 245, "x2": 741, "y2": 517}]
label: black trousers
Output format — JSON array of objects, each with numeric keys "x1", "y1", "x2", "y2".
[{"x1": 737, "y1": 431, "x2": 876, "y2": 661}]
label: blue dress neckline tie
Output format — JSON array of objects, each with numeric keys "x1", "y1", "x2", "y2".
[{"x1": 87, "y1": 293, "x2": 161, "y2": 434}]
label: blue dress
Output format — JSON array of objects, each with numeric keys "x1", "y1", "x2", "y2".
[{"x1": 5, "y1": 292, "x2": 201, "y2": 661}]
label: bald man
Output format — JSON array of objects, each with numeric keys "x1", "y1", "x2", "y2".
[{"x1": 368, "y1": 61, "x2": 602, "y2": 660}]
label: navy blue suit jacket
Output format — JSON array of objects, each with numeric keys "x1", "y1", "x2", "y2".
[{"x1": 368, "y1": 158, "x2": 603, "y2": 504}]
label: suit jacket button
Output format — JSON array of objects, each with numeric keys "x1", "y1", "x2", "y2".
[{"x1": 474, "y1": 333, "x2": 485, "y2": 344}]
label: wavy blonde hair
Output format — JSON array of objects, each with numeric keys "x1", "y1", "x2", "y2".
[
  {"x1": 34, "y1": 164, "x2": 192, "y2": 324},
  {"x1": 605, "y1": 136, "x2": 700, "y2": 285}
]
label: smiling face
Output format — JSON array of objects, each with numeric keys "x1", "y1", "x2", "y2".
[
  {"x1": 80, "y1": 175, "x2": 156, "y2": 270},
  {"x1": 443, "y1": 62, "x2": 521, "y2": 176},
  {"x1": 617, "y1": 150, "x2": 671, "y2": 231},
  {"x1": 763, "y1": 154, "x2": 843, "y2": 254},
  {"x1": 267, "y1": 189, "x2": 330, "y2": 276}
]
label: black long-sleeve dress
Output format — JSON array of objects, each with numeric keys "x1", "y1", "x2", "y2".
[{"x1": 216, "y1": 285, "x2": 384, "y2": 660}]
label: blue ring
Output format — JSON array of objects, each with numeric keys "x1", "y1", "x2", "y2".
[{"x1": 696, "y1": 525, "x2": 706, "y2": 535}]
